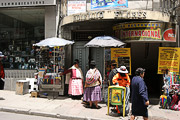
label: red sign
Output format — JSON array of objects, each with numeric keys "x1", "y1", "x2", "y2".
[{"x1": 163, "y1": 28, "x2": 176, "y2": 42}]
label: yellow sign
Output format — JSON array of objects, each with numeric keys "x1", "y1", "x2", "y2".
[
  {"x1": 111, "y1": 89, "x2": 122, "y2": 104},
  {"x1": 158, "y1": 47, "x2": 180, "y2": 74},
  {"x1": 111, "y1": 48, "x2": 131, "y2": 75}
]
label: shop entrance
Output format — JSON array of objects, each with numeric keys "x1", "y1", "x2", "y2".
[{"x1": 131, "y1": 43, "x2": 163, "y2": 97}]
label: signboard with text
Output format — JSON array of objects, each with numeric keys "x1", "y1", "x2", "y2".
[
  {"x1": 68, "y1": 0, "x2": 86, "y2": 16},
  {"x1": 111, "y1": 48, "x2": 131, "y2": 75},
  {"x1": 158, "y1": 47, "x2": 180, "y2": 74},
  {"x1": 91, "y1": 0, "x2": 128, "y2": 10},
  {"x1": 113, "y1": 22, "x2": 176, "y2": 42}
]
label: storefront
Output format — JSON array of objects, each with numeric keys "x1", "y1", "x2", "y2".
[
  {"x1": 61, "y1": 8, "x2": 175, "y2": 97},
  {"x1": 113, "y1": 21, "x2": 176, "y2": 97},
  {"x1": 0, "y1": 0, "x2": 58, "y2": 90}
]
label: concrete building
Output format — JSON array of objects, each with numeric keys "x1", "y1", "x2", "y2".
[
  {"x1": 59, "y1": 0, "x2": 180, "y2": 97},
  {"x1": 0, "y1": 0, "x2": 60, "y2": 90}
]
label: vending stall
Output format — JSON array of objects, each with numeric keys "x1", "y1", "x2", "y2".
[{"x1": 33, "y1": 37, "x2": 74, "y2": 98}]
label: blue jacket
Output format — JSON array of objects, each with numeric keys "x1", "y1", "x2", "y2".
[{"x1": 131, "y1": 76, "x2": 148, "y2": 114}]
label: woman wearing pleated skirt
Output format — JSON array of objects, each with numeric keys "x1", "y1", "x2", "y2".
[{"x1": 83, "y1": 60, "x2": 102, "y2": 109}]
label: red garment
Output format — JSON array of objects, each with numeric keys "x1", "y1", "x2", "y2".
[{"x1": 0, "y1": 62, "x2": 5, "y2": 79}]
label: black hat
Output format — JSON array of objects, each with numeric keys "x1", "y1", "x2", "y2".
[
  {"x1": 111, "y1": 60, "x2": 117, "y2": 65},
  {"x1": 90, "y1": 60, "x2": 96, "y2": 66}
]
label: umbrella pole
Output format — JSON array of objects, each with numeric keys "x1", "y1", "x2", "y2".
[{"x1": 103, "y1": 47, "x2": 105, "y2": 101}]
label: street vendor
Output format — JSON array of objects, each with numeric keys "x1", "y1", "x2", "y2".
[
  {"x1": 112, "y1": 66, "x2": 130, "y2": 115},
  {"x1": 60, "y1": 59, "x2": 84, "y2": 99}
]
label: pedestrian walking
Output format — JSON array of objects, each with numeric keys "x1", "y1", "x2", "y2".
[
  {"x1": 0, "y1": 51, "x2": 5, "y2": 90},
  {"x1": 83, "y1": 60, "x2": 102, "y2": 109},
  {"x1": 60, "y1": 59, "x2": 84, "y2": 99},
  {"x1": 130, "y1": 68, "x2": 149, "y2": 120},
  {"x1": 112, "y1": 66, "x2": 130, "y2": 115}
]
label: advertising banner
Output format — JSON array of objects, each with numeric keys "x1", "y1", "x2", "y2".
[
  {"x1": 91, "y1": 0, "x2": 128, "y2": 10},
  {"x1": 113, "y1": 22, "x2": 176, "y2": 42},
  {"x1": 68, "y1": 0, "x2": 86, "y2": 16},
  {"x1": 111, "y1": 48, "x2": 131, "y2": 75},
  {"x1": 158, "y1": 47, "x2": 180, "y2": 74},
  {"x1": 111, "y1": 88, "x2": 122, "y2": 105}
]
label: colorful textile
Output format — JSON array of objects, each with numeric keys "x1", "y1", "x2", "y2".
[
  {"x1": 85, "y1": 68, "x2": 102, "y2": 87},
  {"x1": 170, "y1": 94, "x2": 180, "y2": 111},
  {"x1": 160, "y1": 95, "x2": 168, "y2": 109},
  {"x1": 83, "y1": 85, "x2": 102, "y2": 102}
]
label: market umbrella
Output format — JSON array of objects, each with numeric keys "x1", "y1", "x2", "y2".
[
  {"x1": 84, "y1": 36, "x2": 125, "y2": 47},
  {"x1": 84, "y1": 36, "x2": 125, "y2": 97},
  {"x1": 33, "y1": 37, "x2": 74, "y2": 72},
  {"x1": 33, "y1": 37, "x2": 74, "y2": 47}
]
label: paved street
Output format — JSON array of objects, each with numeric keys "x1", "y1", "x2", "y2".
[
  {"x1": 0, "y1": 111, "x2": 65, "y2": 120},
  {"x1": 0, "y1": 90, "x2": 180, "y2": 120}
]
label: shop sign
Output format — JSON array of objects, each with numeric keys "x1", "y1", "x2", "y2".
[
  {"x1": 163, "y1": 28, "x2": 176, "y2": 42},
  {"x1": 73, "y1": 10, "x2": 147, "y2": 22},
  {"x1": 158, "y1": 47, "x2": 180, "y2": 74},
  {"x1": 0, "y1": 0, "x2": 56, "y2": 7},
  {"x1": 111, "y1": 48, "x2": 131, "y2": 75},
  {"x1": 113, "y1": 22, "x2": 176, "y2": 42},
  {"x1": 73, "y1": 11, "x2": 104, "y2": 22},
  {"x1": 91, "y1": 0, "x2": 128, "y2": 10},
  {"x1": 67, "y1": 0, "x2": 86, "y2": 16}
]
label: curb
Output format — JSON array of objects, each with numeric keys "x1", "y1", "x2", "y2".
[{"x1": 0, "y1": 107, "x2": 101, "y2": 120}]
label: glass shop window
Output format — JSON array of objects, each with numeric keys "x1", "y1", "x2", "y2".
[{"x1": 0, "y1": 8, "x2": 45, "y2": 70}]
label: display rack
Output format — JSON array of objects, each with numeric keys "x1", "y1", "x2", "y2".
[{"x1": 37, "y1": 46, "x2": 65, "y2": 98}]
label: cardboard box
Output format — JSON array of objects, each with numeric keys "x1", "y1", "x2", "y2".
[{"x1": 16, "y1": 80, "x2": 29, "y2": 95}]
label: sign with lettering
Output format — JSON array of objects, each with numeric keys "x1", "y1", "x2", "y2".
[
  {"x1": 0, "y1": 0, "x2": 55, "y2": 7},
  {"x1": 113, "y1": 22, "x2": 176, "y2": 42},
  {"x1": 91, "y1": 0, "x2": 128, "y2": 10},
  {"x1": 68, "y1": 0, "x2": 86, "y2": 16},
  {"x1": 111, "y1": 48, "x2": 131, "y2": 75},
  {"x1": 158, "y1": 47, "x2": 180, "y2": 74},
  {"x1": 163, "y1": 28, "x2": 176, "y2": 42}
]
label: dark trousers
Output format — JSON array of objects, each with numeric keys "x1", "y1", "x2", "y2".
[{"x1": 0, "y1": 78, "x2": 4, "y2": 90}]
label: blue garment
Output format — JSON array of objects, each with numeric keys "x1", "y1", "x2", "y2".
[{"x1": 131, "y1": 76, "x2": 148, "y2": 117}]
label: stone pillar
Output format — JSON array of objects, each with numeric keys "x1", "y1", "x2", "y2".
[{"x1": 45, "y1": 6, "x2": 57, "y2": 38}]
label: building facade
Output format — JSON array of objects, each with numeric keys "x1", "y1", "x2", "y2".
[
  {"x1": 60, "y1": 0, "x2": 180, "y2": 97},
  {"x1": 0, "y1": 0, "x2": 60, "y2": 90}
]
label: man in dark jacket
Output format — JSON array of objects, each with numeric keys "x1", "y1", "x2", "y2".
[{"x1": 131, "y1": 68, "x2": 149, "y2": 120}]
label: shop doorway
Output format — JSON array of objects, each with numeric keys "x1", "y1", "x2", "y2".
[{"x1": 131, "y1": 43, "x2": 163, "y2": 98}]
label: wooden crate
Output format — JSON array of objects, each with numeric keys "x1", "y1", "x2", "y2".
[
  {"x1": 16, "y1": 80, "x2": 29, "y2": 95},
  {"x1": 31, "y1": 91, "x2": 39, "y2": 98}
]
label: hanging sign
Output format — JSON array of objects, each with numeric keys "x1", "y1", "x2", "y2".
[
  {"x1": 91, "y1": 0, "x2": 128, "y2": 10},
  {"x1": 158, "y1": 47, "x2": 180, "y2": 74},
  {"x1": 113, "y1": 22, "x2": 176, "y2": 42},
  {"x1": 111, "y1": 48, "x2": 131, "y2": 75}
]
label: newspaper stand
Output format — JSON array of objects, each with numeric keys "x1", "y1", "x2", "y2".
[{"x1": 107, "y1": 86, "x2": 126, "y2": 117}]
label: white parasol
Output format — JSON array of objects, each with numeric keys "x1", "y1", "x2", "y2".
[
  {"x1": 84, "y1": 36, "x2": 125, "y2": 47},
  {"x1": 33, "y1": 37, "x2": 74, "y2": 47}
]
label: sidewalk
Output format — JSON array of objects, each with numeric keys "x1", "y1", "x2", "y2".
[{"x1": 0, "y1": 90, "x2": 179, "y2": 120}]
